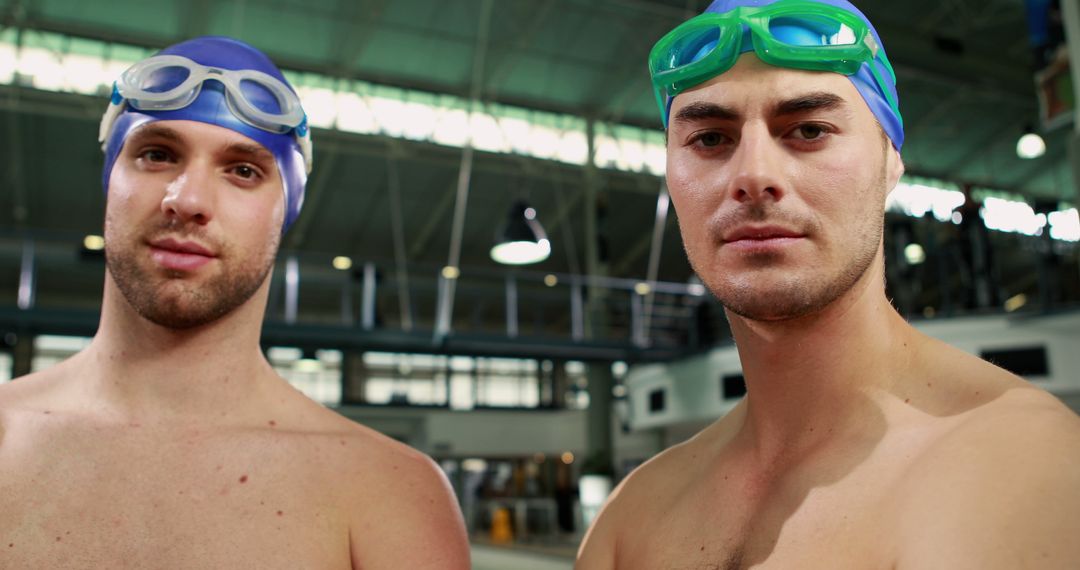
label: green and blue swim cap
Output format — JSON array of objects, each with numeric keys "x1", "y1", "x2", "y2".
[
  {"x1": 649, "y1": 0, "x2": 904, "y2": 150},
  {"x1": 99, "y1": 36, "x2": 312, "y2": 231}
]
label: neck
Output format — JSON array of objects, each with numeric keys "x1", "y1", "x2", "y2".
[
  {"x1": 76, "y1": 274, "x2": 279, "y2": 420},
  {"x1": 728, "y1": 254, "x2": 915, "y2": 463}
]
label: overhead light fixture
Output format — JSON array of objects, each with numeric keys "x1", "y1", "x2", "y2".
[
  {"x1": 490, "y1": 200, "x2": 551, "y2": 265},
  {"x1": 1004, "y1": 293, "x2": 1027, "y2": 313},
  {"x1": 903, "y1": 243, "x2": 926, "y2": 265},
  {"x1": 83, "y1": 235, "x2": 105, "y2": 251},
  {"x1": 332, "y1": 256, "x2": 352, "y2": 270},
  {"x1": 441, "y1": 265, "x2": 460, "y2": 280},
  {"x1": 1016, "y1": 126, "x2": 1046, "y2": 159}
]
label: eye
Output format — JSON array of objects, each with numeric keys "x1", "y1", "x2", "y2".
[
  {"x1": 688, "y1": 130, "x2": 731, "y2": 149},
  {"x1": 792, "y1": 124, "x2": 828, "y2": 141},
  {"x1": 228, "y1": 163, "x2": 267, "y2": 184},
  {"x1": 139, "y1": 147, "x2": 174, "y2": 163},
  {"x1": 698, "y1": 132, "x2": 726, "y2": 146}
]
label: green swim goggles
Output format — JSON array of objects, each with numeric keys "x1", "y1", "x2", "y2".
[{"x1": 648, "y1": 0, "x2": 900, "y2": 128}]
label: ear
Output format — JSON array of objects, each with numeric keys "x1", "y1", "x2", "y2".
[{"x1": 885, "y1": 147, "x2": 905, "y2": 191}]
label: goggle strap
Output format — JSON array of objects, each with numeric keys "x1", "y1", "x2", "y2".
[
  {"x1": 98, "y1": 99, "x2": 126, "y2": 147},
  {"x1": 867, "y1": 60, "x2": 901, "y2": 125},
  {"x1": 297, "y1": 129, "x2": 313, "y2": 175},
  {"x1": 863, "y1": 34, "x2": 879, "y2": 58}
]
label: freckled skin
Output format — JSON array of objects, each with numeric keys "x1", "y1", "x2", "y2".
[
  {"x1": 0, "y1": 121, "x2": 469, "y2": 569},
  {"x1": 577, "y1": 56, "x2": 1080, "y2": 570}
]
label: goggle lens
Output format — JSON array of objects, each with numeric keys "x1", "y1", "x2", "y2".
[
  {"x1": 137, "y1": 65, "x2": 192, "y2": 93},
  {"x1": 238, "y1": 77, "x2": 285, "y2": 115},
  {"x1": 664, "y1": 26, "x2": 723, "y2": 71},
  {"x1": 768, "y1": 16, "x2": 859, "y2": 47}
]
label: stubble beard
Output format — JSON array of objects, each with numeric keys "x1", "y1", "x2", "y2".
[
  {"x1": 690, "y1": 168, "x2": 887, "y2": 323},
  {"x1": 105, "y1": 215, "x2": 279, "y2": 330}
]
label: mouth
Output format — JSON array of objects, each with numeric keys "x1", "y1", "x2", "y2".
[
  {"x1": 722, "y1": 225, "x2": 805, "y2": 243},
  {"x1": 721, "y1": 225, "x2": 806, "y2": 252},
  {"x1": 147, "y1": 237, "x2": 217, "y2": 272}
]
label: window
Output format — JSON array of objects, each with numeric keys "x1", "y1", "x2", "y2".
[
  {"x1": 359, "y1": 352, "x2": 546, "y2": 409},
  {"x1": 32, "y1": 335, "x2": 92, "y2": 373},
  {"x1": 268, "y1": 347, "x2": 343, "y2": 406},
  {"x1": 980, "y1": 346, "x2": 1049, "y2": 378},
  {"x1": 721, "y1": 374, "x2": 747, "y2": 399},
  {"x1": 362, "y1": 351, "x2": 449, "y2": 407},
  {"x1": 648, "y1": 388, "x2": 666, "y2": 413},
  {"x1": 0, "y1": 352, "x2": 12, "y2": 383}
]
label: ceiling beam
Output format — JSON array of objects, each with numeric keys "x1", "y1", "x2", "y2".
[
  {"x1": 407, "y1": 180, "x2": 458, "y2": 260},
  {"x1": 178, "y1": 0, "x2": 212, "y2": 39},
  {"x1": 903, "y1": 87, "x2": 972, "y2": 141},
  {"x1": 934, "y1": 118, "x2": 1029, "y2": 179},
  {"x1": 329, "y1": 0, "x2": 389, "y2": 76},
  {"x1": 482, "y1": 0, "x2": 559, "y2": 99},
  {"x1": 1004, "y1": 142, "x2": 1069, "y2": 192},
  {"x1": 583, "y1": 18, "x2": 674, "y2": 123}
]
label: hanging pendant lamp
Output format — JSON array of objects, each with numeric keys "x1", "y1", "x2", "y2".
[{"x1": 490, "y1": 200, "x2": 551, "y2": 265}]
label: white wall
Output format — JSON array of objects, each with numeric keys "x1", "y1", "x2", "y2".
[
  {"x1": 625, "y1": 349, "x2": 742, "y2": 432},
  {"x1": 624, "y1": 311, "x2": 1080, "y2": 432}
]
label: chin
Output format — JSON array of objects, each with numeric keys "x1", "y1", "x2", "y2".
[{"x1": 706, "y1": 271, "x2": 834, "y2": 322}]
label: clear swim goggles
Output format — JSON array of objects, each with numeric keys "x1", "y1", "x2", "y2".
[
  {"x1": 98, "y1": 54, "x2": 312, "y2": 172},
  {"x1": 649, "y1": 0, "x2": 899, "y2": 126}
]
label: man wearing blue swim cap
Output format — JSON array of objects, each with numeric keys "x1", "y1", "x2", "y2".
[
  {"x1": 0, "y1": 37, "x2": 469, "y2": 569},
  {"x1": 578, "y1": 1, "x2": 1080, "y2": 567}
]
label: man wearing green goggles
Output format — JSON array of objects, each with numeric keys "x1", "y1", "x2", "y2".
[{"x1": 578, "y1": 1, "x2": 1080, "y2": 568}]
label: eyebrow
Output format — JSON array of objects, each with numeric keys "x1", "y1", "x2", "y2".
[
  {"x1": 223, "y1": 142, "x2": 275, "y2": 164},
  {"x1": 771, "y1": 92, "x2": 848, "y2": 117},
  {"x1": 672, "y1": 101, "x2": 742, "y2": 125},
  {"x1": 671, "y1": 91, "x2": 851, "y2": 126},
  {"x1": 127, "y1": 124, "x2": 185, "y2": 146}
]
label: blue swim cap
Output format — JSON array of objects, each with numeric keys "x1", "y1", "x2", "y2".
[
  {"x1": 100, "y1": 36, "x2": 309, "y2": 231},
  {"x1": 684, "y1": 0, "x2": 904, "y2": 150}
]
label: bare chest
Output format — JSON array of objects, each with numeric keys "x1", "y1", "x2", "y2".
[
  {"x1": 616, "y1": 457, "x2": 912, "y2": 570},
  {"x1": 0, "y1": 419, "x2": 352, "y2": 569}
]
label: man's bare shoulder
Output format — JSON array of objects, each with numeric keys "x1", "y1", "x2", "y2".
[
  {"x1": 0, "y1": 366, "x2": 73, "y2": 438},
  {"x1": 0, "y1": 364, "x2": 68, "y2": 404},
  {"x1": 896, "y1": 377, "x2": 1080, "y2": 569},
  {"x1": 291, "y1": 407, "x2": 468, "y2": 569}
]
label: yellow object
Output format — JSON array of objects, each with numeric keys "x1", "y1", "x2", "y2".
[{"x1": 490, "y1": 507, "x2": 513, "y2": 544}]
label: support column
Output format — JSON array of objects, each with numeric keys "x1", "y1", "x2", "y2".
[
  {"x1": 11, "y1": 333, "x2": 33, "y2": 379},
  {"x1": 583, "y1": 119, "x2": 610, "y2": 341},
  {"x1": 583, "y1": 118, "x2": 614, "y2": 476},
  {"x1": 341, "y1": 350, "x2": 367, "y2": 404},
  {"x1": 584, "y1": 362, "x2": 614, "y2": 476}
]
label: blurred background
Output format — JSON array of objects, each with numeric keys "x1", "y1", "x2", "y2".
[{"x1": 1, "y1": 0, "x2": 1079, "y2": 567}]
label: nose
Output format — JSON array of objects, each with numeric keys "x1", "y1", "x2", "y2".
[
  {"x1": 726, "y1": 123, "x2": 786, "y2": 204},
  {"x1": 160, "y1": 161, "x2": 215, "y2": 225}
]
